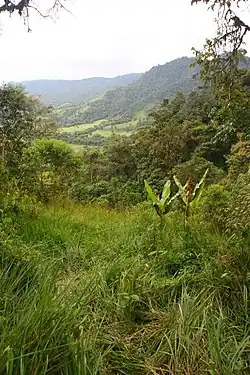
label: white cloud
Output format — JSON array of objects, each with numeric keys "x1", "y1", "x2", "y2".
[{"x1": 0, "y1": 0, "x2": 234, "y2": 81}]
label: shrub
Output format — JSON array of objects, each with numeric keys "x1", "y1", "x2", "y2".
[
  {"x1": 198, "y1": 184, "x2": 231, "y2": 230},
  {"x1": 226, "y1": 172, "x2": 250, "y2": 238},
  {"x1": 21, "y1": 139, "x2": 81, "y2": 202},
  {"x1": 172, "y1": 156, "x2": 225, "y2": 185},
  {"x1": 70, "y1": 179, "x2": 143, "y2": 208},
  {"x1": 227, "y1": 139, "x2": 250, "y2": 180}
]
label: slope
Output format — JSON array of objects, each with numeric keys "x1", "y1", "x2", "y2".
[
  {"x1": 21, "y1": 73, "x2": 141, "y2": 105},
  {"x1": 65, "y1": 56, "x2": 199, "y2": 124}
]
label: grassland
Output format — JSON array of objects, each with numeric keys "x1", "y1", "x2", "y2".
[
  {"x1": 1, "y1": 202, "x2": 250, "y2": 374},
  {"x1": 58, "y1": 119, "x2": 107, "y2": 134},
  {"x1": 58, "y1": 120, "x2": 132, "y2": 137},
  {"x1": 58, "y1": 111, "x2": 147, "y2": 139}
]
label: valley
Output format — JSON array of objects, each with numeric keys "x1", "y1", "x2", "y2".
[
  {"x1": 1, "y1": 0, "x2": 250, "y2": 373},
  {"x1": 22, "y1": 56, "x2": 199, "y2": 146}
]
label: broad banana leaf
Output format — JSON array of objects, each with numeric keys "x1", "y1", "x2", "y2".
[
  {"x1": 168, "y1": 191, "x2": 180, "y2": 205},
  {"x1": 159, "y1": 180, "x2": 171, "y2": 211},
  {"x1": 173, "y1": 176, "x2": 188, "y2": 205},
  {"x1": 193, "y1": 168, "x2": 209, "y2": 202},
  {"x1": 144, "y1": 180, "x2": 158, "y2": 205}
]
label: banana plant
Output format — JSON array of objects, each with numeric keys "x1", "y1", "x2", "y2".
[
  {"x1": 173, "y1": 168, "x2": 209, "y2": 221},
  {"x1": 144, "y1": 179, "x2": 178, "y2": 218}
]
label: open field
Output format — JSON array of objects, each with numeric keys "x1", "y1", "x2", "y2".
[
  {"x1": 58, "y1": 119, "x2": 107, "y2": 133},
  {"x1": 58, "y1": 111, "x2": 147, "y2": 138},
  {"x1": 59, "y1": 120, "x2": 134, "y2": 138}
]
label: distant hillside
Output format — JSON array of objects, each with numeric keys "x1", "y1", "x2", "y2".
[
  {"x1": 58, "y1": 57, "x2": 200, "y2": 125},
  {"x1": 21, "y1": 73, "x2": 141, "y2": 105}
]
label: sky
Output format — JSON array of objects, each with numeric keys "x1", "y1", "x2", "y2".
[{"x1": 0, "y1": 0, "x2": 246, "y2": 82}]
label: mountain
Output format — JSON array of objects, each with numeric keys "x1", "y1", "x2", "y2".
[
  {"x1": 58, "y1": 57, "x2": 200, "y2": 125},
  {"x1": 21, "y1": 73, "x2": 142, "y2": 105}
]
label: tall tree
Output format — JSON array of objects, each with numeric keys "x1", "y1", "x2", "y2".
[
  {"x1": 191, "y1": 0, "x2": 250, "y2": 83},
  {"x1": 0, "y1": 84, "x2": 56, "y2": 171},
  {"x1": 191, "y1": 0, "x2": 250, "y2": 54},
  {"x1": 192, "y1": 0, "x2": 250, "y2": 156}
]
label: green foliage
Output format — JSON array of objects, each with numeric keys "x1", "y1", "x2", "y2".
[
  {"x1": 144, "y1": 179, "x2": 178, "y2": 217},
  {"x1": 24, "y1": 74, "x2": 141, "y2": 107},
  {"x1": 192, "y1": 1, "x2": 250, "y2": 64},
  {"x1": 198, "y1": 184, "x2": 231, "y2": 229},
  {"x1": 57, "y1": 57, "x2": 199, "y2": 125},
  {"x1": 173, "y1": 157, "x2": 225, "y2": 185},
  {"x1": 193, "y1": 49, "x2": 250, "y2": 162},
  {"x1": 226, "y1": 172, "x2": 250, "y2": 237},
  {"x1": 70, "y1": 178, "x2": 142, "y2": 208},
  {"x1": 174, "y1": 169, "x2": 209, "y2": 220},
  {"x1": 21, "y1": 139, "x2": 81, "y2": 202},
  {"x1": 0, "y1": 202, "x2": 250, "y2": 373},
  {"x1": 227, "y1": 138, "x2": 250, "y2": 180},
  {"x1": 58, "y1": 85, "x2": 250, "y2": 210},
  {"x1": 0, "y1": 84, "x2": 56, "y2": 172},
  {"x1": 144, "y1": 180, "x2": 159, "y2": 205},
  {"x1": 0, "y1": 5, "x2": 249, "y2": 372}
]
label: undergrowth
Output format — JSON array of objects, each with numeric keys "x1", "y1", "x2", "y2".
[{"x1": 0, "y1": 202, "x2": 250, "y2": 374}]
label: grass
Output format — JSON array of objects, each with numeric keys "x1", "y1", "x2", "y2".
[
  {"x1": 59, "y1": 112, "x2": 143, "y2": 138},
  {"x1": 94, "y1": 124, "x2": 132, "y2": 137},
  {"x1": 1, "y1": 202, "x2": 250, "y2": 374},
  {"x1": 58, "y1": 120, "x2": 107, "y2": 134},
  {"x1": 59, "y1": 121, "x2": 133, "y2": 138}
]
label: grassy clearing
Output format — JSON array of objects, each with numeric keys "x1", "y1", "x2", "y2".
[
  {"x1": 59, "y1": 120, "x2": 134, "y2": 136},
  {"x1": 1, "y1": 202, "x2": 250, "y2": 374},
  {"x1": 59, "y1": 112, "x2": 142, "y2": 137},
  {"x1": 94, "y1": 124, "x2": 132, "y2": 137},
  {"x1": 59, "y1": 120, "x2": 107, "y2": 134}
]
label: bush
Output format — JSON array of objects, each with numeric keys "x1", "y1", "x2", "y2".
[
  {"x1": 198, "y1": 184, "x2": 231, "y2": 230},
  {"x1": 226, "y1": 172, "x2": 250, "y2": 238},
  {"x1": 227, "y1": 139, "x2": 250, "y2": 181},
  {"x1": 172, "y1": 157, "x2": 225, "y2": 185},
  {"x1": 21, "y1": 139, "x2": 81, "y2": 202},
  {"x1": 0, "y1": 190, "x2": 39, "y2": 226},
  {"x1": 70, "y1": 179, "x2": 143, "y2": 208}
]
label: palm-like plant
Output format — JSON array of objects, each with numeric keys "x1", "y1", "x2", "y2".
[
  {"x1": 144, "y1": 180, "x2": 178, "y2": 218},
  {"x1": 174, "y1": 169, "x2": 209, "y2": 221}
]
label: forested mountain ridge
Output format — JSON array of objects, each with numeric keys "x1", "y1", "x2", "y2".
[
  {"x1": 58, "y1": 57, "x2": 200, "y2": 125},
  {"x1": 21, "y1": 73, "x2": 141, "y2": 105}
]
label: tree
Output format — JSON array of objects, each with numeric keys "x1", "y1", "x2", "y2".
[
  {"x1": 191, "y1": 0, "x2": 250, "y2": 55},
  {"x1": 191, "y1": 1, "x2": 250, "y2": 163},
  {"x1": 191, "y1": 0, "x2": 250, "y2": 98},
  {"x1": 227, "y1": 137, "x2": 250, "y2": 180},
  {"x1": 22, "y1": 139, "x2": 81, "y2": 201},
  {"x1": 0, "y1": 84, "x2": 56, "y2": 171},
  {"x1": 104, "y1": 135, "x2": 136, "y2": 181}
]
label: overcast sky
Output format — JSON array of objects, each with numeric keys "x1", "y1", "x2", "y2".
[{"x1": 0, "y1": 0, "x2": 248, "y2": 82}]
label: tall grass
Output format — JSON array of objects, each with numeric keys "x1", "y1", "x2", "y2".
[{"x1": 0, "y1": 202, "x2": 250, "y2": 374}]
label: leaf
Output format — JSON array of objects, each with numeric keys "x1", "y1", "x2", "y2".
[
  {"x1": 168, "y1": 191, "x2": 180, "y2": 205},
  {"x1": 159, "y1": 180, "x2": 171, "y2": 211},
  {"x1": 144, "y1": 180, "x2": 158, "y2": 204},
  {"x1": 193, "y1": 168, "x2": 209, "y2": 202},
  {"x1": 173, "y1": 176, "x2": 188, "y2": 205}
]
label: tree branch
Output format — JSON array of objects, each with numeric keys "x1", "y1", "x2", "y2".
[{"x1": 0, "y1": 0, "x2": 68, "y2": 18}]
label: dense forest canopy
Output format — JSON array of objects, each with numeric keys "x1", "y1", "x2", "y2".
[
  {"x1": 54, "y1": 57, "x2": 200, "y2": 126},
  {"x1": 22, "y1": 74, "x2": 142, "y2": 106}
]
